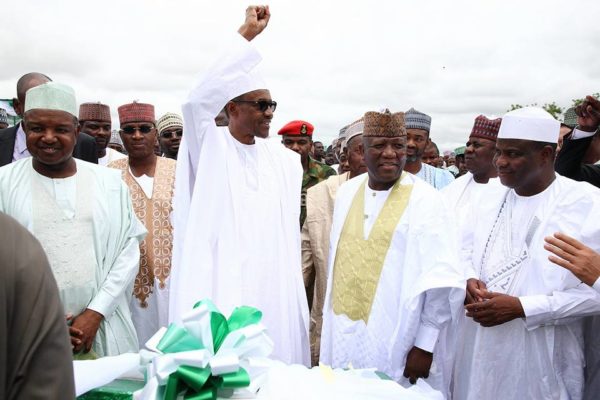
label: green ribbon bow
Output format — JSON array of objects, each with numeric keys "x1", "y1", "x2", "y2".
[{"x1": 154, "y1": 299, "x2": 263, "y2": 400}]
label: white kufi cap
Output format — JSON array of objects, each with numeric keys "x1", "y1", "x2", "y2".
[
  {"x1": 25, "y1": 82, "x2": 78, "y2": 117},
  {"x1": 498, "y1": 107, "x2": 559, "y2": 144}
]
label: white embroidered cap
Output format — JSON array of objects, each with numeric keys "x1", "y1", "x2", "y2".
[{"x1": 498, "y1": 107, "x2": 560, "y2": 144}]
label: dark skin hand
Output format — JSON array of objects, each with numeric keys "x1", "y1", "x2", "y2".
[
  {"x1": 465, "y1": 291, "x2": 525, "y2": 327},
  {"x1": 465, "y1": 278, "x2": 487, "y2": 305},
  {"x1": 70, "y1": 308, "x2": 104, "y2": 353},
  {"x1": 66, "y1": 313, "x2": 84, "y2": 350},
  {"x1": 575, "y1": 95, "x2": 600, "y2": 132},
  {"x1": 545, "y1": 232, "x2": 600, "y2": 287},
  {"x1": 237, "y1": 5, "x2": 270, "y2": 42},
  {"x1": 403, "y1": 346, "x2": 433, "y2": 384}
]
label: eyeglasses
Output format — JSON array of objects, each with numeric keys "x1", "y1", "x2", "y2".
[
  {"x1": 231, "y1": 99, "x2": 277, "y2": 112},
  {"x1": 120, "y1": 125, "x2": 155, "y2": 135},
  {"x1": 160, "y1": 129, "x2": 183, "y2": 139}
]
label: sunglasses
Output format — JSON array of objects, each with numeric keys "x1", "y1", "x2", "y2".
[
  {"x1": 160, "y1": 129, "x2": 183, "y2": 139},
  {"x1": 231, "y1": 99, "x2": 277, "y2": 112},
  {"x1": 120, "y1": 125, "x2": 155, "y2": 135}
]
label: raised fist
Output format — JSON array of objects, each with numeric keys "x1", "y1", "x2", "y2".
[{"x1": 238, "y1": 5, "x2": 271, "y2": 41}]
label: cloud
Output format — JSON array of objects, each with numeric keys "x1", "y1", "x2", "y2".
[{"x1": 1, "y1": 0, "x2": 599, "y2": 149}]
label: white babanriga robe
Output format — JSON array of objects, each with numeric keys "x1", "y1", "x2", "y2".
[
  {"x1": 169, "y1": 34, "x2": 310, "y2": 365},
  {"x1": 0, "y1": 158, "x2": 146, "y2": 357},
  {"x1": 320, "y1": 173, "x2": 465, "y2": 395},
  {"x1": 453, "y1": 175, "x2": 600, "y2": 400}
]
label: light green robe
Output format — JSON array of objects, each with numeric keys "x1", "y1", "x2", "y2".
[{"x1": 0, "y1": 158, "x2": 146, "y2": 357}]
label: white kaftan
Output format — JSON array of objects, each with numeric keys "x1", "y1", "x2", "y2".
[
  {"x1": 453, "y1": 175, "x2": 600, "y2": 400},
  {"x1": 320, "y1": 173, "x2": 465, "y2": 396},
  {"x1": 0, "y1": 158, "x2": 146, "y2": 357},
  {"x1": 169, "y1": 34, "x2": 310, "y2": 365}
]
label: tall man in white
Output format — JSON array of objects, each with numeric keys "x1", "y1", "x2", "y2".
[
  {"x1": 453, "y1": 107, "x2": 600, "y2": 400},
  {"x1": 320, "y1": 110, "x2": 465, "y2": 395},
  {"x1": 0, "y1": 82, "x2": 145, "y2": 357},
  {"x1": 169, "y1": 6, "x2": 310, "y2": 365}
]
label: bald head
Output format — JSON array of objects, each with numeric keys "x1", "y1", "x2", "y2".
[{"x1": 14, "y1": 73, "x2": 52, "y2": 116}]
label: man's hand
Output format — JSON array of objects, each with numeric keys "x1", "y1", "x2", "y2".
[
  {"x1": 70, "y1": 309, "x2": 104, "y2": 353},
  {"x1": 576, "y1": 95, "x2": 600, "y2": 132},
  {"x1": 238, "y1": 5, "x2": 271, "y2": 41},
  {"x1": 544, "y1": 232, "x2": 600, "y2": 287},
  {"x1": 403, "y1": 346, "x2": 433, "y2": 384},
  {"x1": 66, "y1": 313, "x2": 84, "y2": 351},
  {"x1": 465, "y1": 278, "x2": 487, "y2": 305},
  {"x1": 465, "y1": 291, "x2": 524, "y2": 327}
]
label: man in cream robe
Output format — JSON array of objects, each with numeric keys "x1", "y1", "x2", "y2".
[
  {"x1": 320, "y1": 110, "x2": 465, "y2": 396},
  {"x1": 302, "y1": 117, "x2": 367, "y2": 366},
  {"x1": 0, "y1": 82, "x2": 145, "y2": 358},
  {"x1": 170, "y1": 6, "x2": 310, "y2": 365},
  {"x1": 453, "y1": 107, "x2": 600, "y2": 400},
  {"x1": 110, "y1": 101, "x2": 176, "y2": 346}
]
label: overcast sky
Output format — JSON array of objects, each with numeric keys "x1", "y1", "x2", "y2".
[{"x1": 2, "y1": 0, "x2": 599, "y2": 150}]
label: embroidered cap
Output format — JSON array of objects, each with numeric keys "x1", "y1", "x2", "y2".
[
  {"x1": 470, "y1": 115, "x2": 501, "y2": 141},
  {"x1": 157, "y1": 112, "x2": 183, "y2": 134},
  {"x1": 498, "y1": 107, "x2": 560, "y2": 144},
  {"x1": 363, "y1": 109, "x2": 406, "y2": 137},
  {"x1": 562, "y1": 107, "x2": 577, "y2": 129},
  {"x1": 24, "y1": 82, "x2": 78, "y2": 117},
  {"x1": 118, "y1": 101, "x2": 155, "y2": 125},
  {"x1": 79, "y1": 102, "x2": 111, "y2": 122},
  {"x1": 343, "y1": 117, "x2": 364, "y2": 150},
  {"x1": 405, "y1": 108, "x2": 431, "y2": 132},
  {"x1": 110, "y1": 130, "x2": 123, "y2": 146}
]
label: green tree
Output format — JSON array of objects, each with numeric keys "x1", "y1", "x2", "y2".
[
  {"x1": 507, "y1": 102, "x2": 562, "y2": 119},
  {"x1": 571, "y1": 93, "x2": 600, "y2": 108}
]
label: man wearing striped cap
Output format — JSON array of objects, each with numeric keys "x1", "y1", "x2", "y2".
[
  {"x1": 157, "y1": 112, "x2": 183, "y2": 160},
  {"x1": 320, "y1": 109, "x2": 464, "y2": 395},
  {"x1": 404, "y1": 108, "x2": 454, "y2": 189}
]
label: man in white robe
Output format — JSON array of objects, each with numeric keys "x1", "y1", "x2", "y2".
[
  {"x1": 453, "y1": 107, "x2": 600, "y2": 400},
  {"x1": 0, "y1": 82, "x2": 145, "y2": 358},
  {"x1": 169, "y1": 6, "x2": 310, "y2": 365},
  {"x1": 320, "y1": 110, "x2": 465, "y2": 396}
]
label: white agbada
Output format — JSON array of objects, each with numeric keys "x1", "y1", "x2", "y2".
[
  {"x1": 320, "y1": 173, "x2": 465, "y2": 395},
  {"x1": 169, "y1": 34, "x2": 310, "y2": 365},
  {"x1": 453, "y1": 175, "x2": 600, "y2": 400},
  {"x1": 0, "y1": 158, "x2": 146, "y2": 357}
]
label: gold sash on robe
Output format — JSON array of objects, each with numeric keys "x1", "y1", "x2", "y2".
[
  {"x1": 332, "y1": 176, "x2": 413, "y2": 322},
  {"x1": 110, "y1": 157, "x2": 176, "y2": 307}
]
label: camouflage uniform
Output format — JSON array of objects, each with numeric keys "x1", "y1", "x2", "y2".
[{"x1": 301, "y1": 156, "x2": 337, "y2": 227}]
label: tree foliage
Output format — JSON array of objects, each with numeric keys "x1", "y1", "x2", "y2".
[{"x1": 508, "y1": 94, "x2": 599, "y2": 121}]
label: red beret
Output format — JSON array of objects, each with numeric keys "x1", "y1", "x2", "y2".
[{"x1": 278, "y1": 120, "x2": 314, "y2": 136}]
